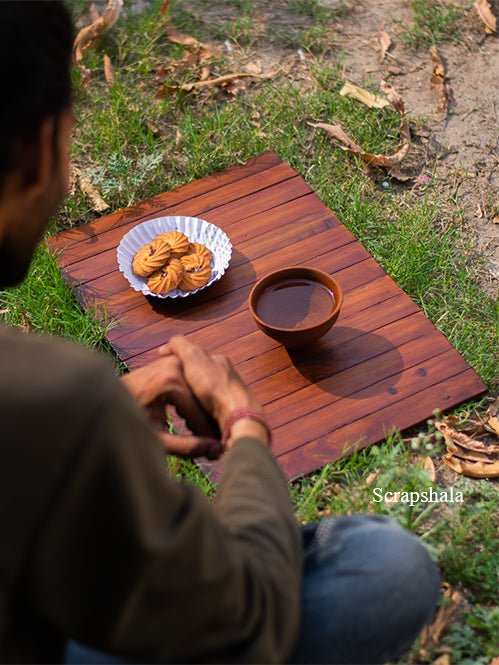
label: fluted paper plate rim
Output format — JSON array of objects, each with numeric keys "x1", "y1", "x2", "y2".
[{"x1": 116, "y1": 216, "x2": 232, "y2": 299}]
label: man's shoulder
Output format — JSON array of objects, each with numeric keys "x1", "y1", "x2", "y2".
[{"x1": 0, "y1": 324, "x2": 115, "y2": 418}]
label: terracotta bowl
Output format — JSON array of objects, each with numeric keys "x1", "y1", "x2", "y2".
[{"x1": 249, "y1": 267, "x2": 343, "y2": 349}]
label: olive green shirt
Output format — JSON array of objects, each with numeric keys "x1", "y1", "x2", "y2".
[{"x1": 0, "y1": 325, "x2": 302, "y2": 663}]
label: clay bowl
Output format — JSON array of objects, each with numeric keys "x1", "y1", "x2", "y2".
[{"x1": 249, "y1": 267, "x2": 343, "y2": 349}]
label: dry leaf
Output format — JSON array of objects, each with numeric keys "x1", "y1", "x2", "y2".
[
  {"x1": 166, "y1": 26, "x2": 215, "y2": 63},
  {"x1": 487, "y1": 416, "x2": 499, "y2": 436},
  {"x1": 310, "y1": 81, "x2": 411, "y2": 180},
  {"x1": 422, "y1": 456, "x2": 437, "y2": 482},
  {"x1": 429, "y1": 46, "x2": 451, "y2": 115},
  {"x1": 78, "y1": 172, "x2": 110, "y2": 213},
  {"x1": 158, "y1": 72, "x2": 264, "y2": 97},
  {"x1": 103, "y1": 54, "x2": 114, "y2": 85},
  {"x1": 365, "y1": 472, "x2": 379, "y2": 486},
  {"x1": 474, "y1": 0, "x2": 497, "y2": 33},
  {"x1": 443, "y1": 453, "x2": 499, "y2": 478},
  {"x1": 340, "y1": 81, "x2": 390, "y2": 108},
  {"x1": 435, "y1": 421, "x2": 499, "y2": 455},
  {"x1": 433, "y1": 654, "x2": 451, "y2": 665},
  {"x1": 485, "y1": 397, "x2": 499, "y2": 432},
  {"x1": 378, "y1": 27, "x2": 392, "y2": 63},
  {"x1": 199, "y1": 65, "x2": 211, "y2": 81},
  {"x1": 73, "y1": 0, "x2": 123, "y2": 65},
  {"x1": 419, "y1": 583, "x2": 461, "y2": 651}
]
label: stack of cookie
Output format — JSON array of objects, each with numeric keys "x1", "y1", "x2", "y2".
[{"x1": 132, "y1": 231, "x2": 213, "y2": 295}]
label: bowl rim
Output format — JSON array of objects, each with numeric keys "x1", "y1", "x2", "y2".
[{"x1": 248, "y1": 266, "x2": 344, "y2": 333}]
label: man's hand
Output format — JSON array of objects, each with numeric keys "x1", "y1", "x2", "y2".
[
  {"x1": 120, "y1": 356, "x2": 222, "y2": 460},
  {"x1": 159, "y1": 336, "x2": 269, "y2": 449}
]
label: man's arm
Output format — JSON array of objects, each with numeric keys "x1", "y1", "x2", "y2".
[{"x1": 22, "y1": 358, "x2": 302, "y2": 664}]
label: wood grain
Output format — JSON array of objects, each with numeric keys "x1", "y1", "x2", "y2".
[
  {"x1": 48, "y1": 153, "x2": 487, "y2": 480},
  {"x1": 280, "y1": 369, "x2": 485, "y2": 479}
]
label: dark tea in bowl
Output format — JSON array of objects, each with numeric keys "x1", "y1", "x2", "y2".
[{"x1": 249, "y1": 267, "x2": 343, "y2": 349}]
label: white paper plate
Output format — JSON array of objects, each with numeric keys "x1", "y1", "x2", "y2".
[{"x1": 117, "y1": 216, "x2": 232, "y2": 299}]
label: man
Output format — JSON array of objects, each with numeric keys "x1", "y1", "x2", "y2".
[{"x1": 0, "y1": 2, "x2": 439, "y2": 663}]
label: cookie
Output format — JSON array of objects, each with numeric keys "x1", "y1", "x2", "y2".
[
  {"x1": 158, "y1": 231, "x2": 190, "y2": 258},
  {"x1": 132, "y1": 237, "x2": 171, "y2": 278},
  {"x1": 147, "y1": 258, "x2": 184, "y2": 294}
]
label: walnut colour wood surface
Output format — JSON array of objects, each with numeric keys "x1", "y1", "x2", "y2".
[{"x1": 47, "y1": 153, "x2": 487, "y2": 480}]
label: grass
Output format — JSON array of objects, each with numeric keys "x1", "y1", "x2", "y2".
[
  {"x1": 1, "y1": 0, "x2": 498, "y2": 661},
  {"x1": 400, "y1": 0, "x2": 463, "y2": 48}
]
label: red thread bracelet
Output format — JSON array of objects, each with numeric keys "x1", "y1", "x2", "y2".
[{"x1": 222, "y1": 407, "x2": 272, "y2": 447}]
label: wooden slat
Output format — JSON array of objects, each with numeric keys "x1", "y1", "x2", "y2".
[
  {"x1": 48, "y1": 152, "x2": 487, "y2": 481},
  {"x1": 47, "y1": 152, "x2": 283, "y2": 255},
  {"x1": 97, "y1": 200, "x2": 348, "y2": 339},
  {"x1": 249, "y1": 314, "x2": 441, "y2": 412},
  {"x1": 235, "y1": 296, "x2": 421, "y2": 387},
  {"x1": 71, "y1": 194, "x2": 341, "y2": 337},
  {"x1": 124, "y1": 259, "x2": 390, "y2": 369},
  {"x1": 55, "y1": 162, "x2": 301, "y2": 268},
  {"x1": 63, "y1": 180, "x2": 323, "y2": 285},
  {"x1": 113, "y1": 237, "x2": 367, "y2": 361},
  {"x1": 271, "y1": 345, "x2": 471, "y2": 457},
  {"x1": 280, "y1": 369, "x2": 485, "y2": 479}
]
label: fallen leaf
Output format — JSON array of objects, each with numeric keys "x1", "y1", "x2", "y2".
[
  {"x1": 73, "y1": 0, "x2": 123, "y2": 66},
  {"x1": 433, "y1": 654, "x2": 451, "y2": 665},
  {"x1": 422, "y1": 456, "x2": 437, "y2": 482},
  {"x1": 429, "y1": 46, "x2": 451, "y2": 115},
  {"x1": 378, "y1": 27, "x2": 392, "y2": 62},
  {"x1": 103, "y1": 53, "x2": 114, "y2": 85},
  {"x1": 474, "y1": 0, "x2": 497, "y2": 33},
  {"x1": 365, "y1": 472, "x2": 379, "y2": 486},
  {"x1": 78, "y1": 172, "x2": 110, "y2": 213},
  {"x1": 487, "y1": 416, "x2": 499, "y2": 436},
  {"x1": 419, "y1": 583, "x2": 461, "y2": 651},
  {"x1": 158, "y1": 72, "x2": 264, "y2": 97},
  {"x1": 309, "y1": 81, "x2": 411, "y2": 180},
  {"x1": 166, "y1": 25, "x2": 215, "y2": 63},
  {"x1": 199, "y1": 65, "x2": 211, "y2": 81},
  {"x1": 442, "y1": 453, "x2": 499, "y2": 478},
  {"x1": 340, "y1": 80, "x2": 390, "y2": 108},
  {"x1": 435, "y1": 421, "x2": 499, "y2": 455}
]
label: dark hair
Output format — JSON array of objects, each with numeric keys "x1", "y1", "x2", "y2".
[{"x1": 0, "y1": 1, "x2": 73, "y2": 191}]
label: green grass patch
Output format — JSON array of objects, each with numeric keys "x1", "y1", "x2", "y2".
[{"x1": 400, "y1": 0, "x2": 463, "y2": 48}]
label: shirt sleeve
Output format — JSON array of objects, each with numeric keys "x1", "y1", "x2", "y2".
[{"x1": 22, "y1": 364, "x2": 302, "y2": 664}]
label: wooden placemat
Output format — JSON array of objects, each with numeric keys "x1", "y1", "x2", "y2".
[{"x1": 48, "y1": 153, "x2": 487, "y2": 479}]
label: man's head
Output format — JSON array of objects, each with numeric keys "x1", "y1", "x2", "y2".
[{"x1": 0, "y1": 1, "x2": 73, "y2": 288}]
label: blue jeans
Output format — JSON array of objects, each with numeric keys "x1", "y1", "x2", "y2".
[{"x1": 66, "y1": 515, "x2": 440, "y2": 664}]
